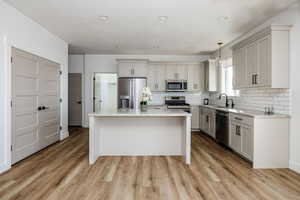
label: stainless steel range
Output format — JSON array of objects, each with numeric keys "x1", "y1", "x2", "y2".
[{"x1": 165, "y1": 96, "x2": 191, "y2": 113}]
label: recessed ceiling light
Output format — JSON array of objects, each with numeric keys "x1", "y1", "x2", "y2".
[
  {"x1": 158, "y1": 16, "x2": 168, "y2": 22},
  {"x1": 98, "y1": 16, "x2": 109, "y2": 21},
  {"x1": 218, "y1": 16, "x2": 229, "y2": 21}
]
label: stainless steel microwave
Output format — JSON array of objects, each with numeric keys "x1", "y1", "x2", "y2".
[{"x1": 166, "y1": 80, "x2": 188, "y2": 92}]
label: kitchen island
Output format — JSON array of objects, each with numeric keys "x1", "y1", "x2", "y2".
[{"x1": 89, "y1": 108, "x2": 192, "y2": 165}]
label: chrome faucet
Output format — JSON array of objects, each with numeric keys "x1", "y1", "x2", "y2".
[
  {"x1": 218, "y1": 93, "x2": 235, "y2": 108},
  {"x1": 218, "y1": 93, "x2": 229, "y2": 108}
]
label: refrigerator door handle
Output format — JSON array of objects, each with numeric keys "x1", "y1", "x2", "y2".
[{"x1": 130, "y1": 79, "x2": 134, "y2": 109}]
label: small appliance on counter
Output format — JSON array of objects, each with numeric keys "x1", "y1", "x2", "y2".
[
  {"x1": 165, "y1": 96, "x2": 191, "y2": 113},
  {"x1": 203, "y1": 98, "x2": 209, "y2": 105}
]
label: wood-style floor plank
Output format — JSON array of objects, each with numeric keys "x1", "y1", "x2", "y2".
[{"x1": 0, "y1": 128, "x2": 300, "y2": 200}]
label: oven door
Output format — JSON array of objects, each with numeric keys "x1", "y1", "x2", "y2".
[{"x1": 166, "y1": 81, "x2": 186, "y2": 91}]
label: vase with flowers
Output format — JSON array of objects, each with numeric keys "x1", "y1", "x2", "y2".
[{"x1": 140, "y1": 87, "x2": 152, "y2": 112}]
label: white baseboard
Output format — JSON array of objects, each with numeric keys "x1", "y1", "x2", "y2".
[
  {"x1": 0, "y1": 163, "x2": 10, "y2": 174},
  {"x1": 60, "y1": 130, "x2": 69, "y2": 141},
  {"x1": 290, "y1": 161, "x2": 300, "y2": 174}
]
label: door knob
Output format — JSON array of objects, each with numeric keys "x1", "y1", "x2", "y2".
[
  {"x1": 77, "y1": 101, "x2": 82, "y2": 104},
  {"x1": 42, "y1": 106, "x2": 50, "y2": 110},
  {"x1": 38, "y1": 106, "x2": 43, "y2": 111}
]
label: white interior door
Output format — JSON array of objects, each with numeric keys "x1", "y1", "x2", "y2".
[
  {"x1": 94, "y1": 73, "x2": 117, "y2": 112},
  {"x1": 11, "y1": 48, "x2": 60, "y2": 164},
  {"x1": 12, "y1": 48, "x2": 40, "y2": 164},
  {"x1": 38, "y1": 59, "x2": 60, "y2": 149},
  {"x1": 68, "y1": 73, "x2": 82, "y2": 126}
]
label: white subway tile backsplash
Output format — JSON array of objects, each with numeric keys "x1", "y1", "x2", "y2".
[
  {"x1": 150, "y1": 92, "x2": 209, "y2": 105},
  {"x1": 210, "y1": 88, "x2": 290, "y2": 114}
]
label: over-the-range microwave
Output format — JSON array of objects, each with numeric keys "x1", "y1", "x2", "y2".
[{"x1": 166, "y1": 80, "x2": 188, "y2": 92}]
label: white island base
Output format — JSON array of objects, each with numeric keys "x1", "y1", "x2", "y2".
[{"x1": 89, "y1": 109, "x2": 192, "y2": 165}]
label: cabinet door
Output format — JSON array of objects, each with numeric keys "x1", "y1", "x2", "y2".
[
  {"x1": 187, "y1": 64, "x2": 204, "y2": 92},
  {"x1": 209, "y1": 110, "x2": 216, "y2": 138},
  {"x1": 245, "y1": 41, "x2": 258, "y2": 87},
  {"x1": 165, "y1": 64, "x2": 187, "y2": 80},
  {"x1": 202, "y1": 109, "x2": 209, "y2": 133},
  {"x1": 191, "y1": 106, "x2": 200, "y2": 130},
  {"x1": 157, "y1": 65, "x2": 166, "y2": 91},
  {"x1": 133, "y1": 63, "x2": 147, "y2": 77},
  {"x1": 199, "y1": 107, "x2": 203, "y2": 130},
  {"x1": 166, "y1": 64, "x2": 177, "y2": 80},
  {"x1": 240, "y1": 125, "x2": 253, "y2": 161},
  {"x1": 230, "y1": 122, "x2": 241, "y2": 153},
  {"x1": 177, "y1": 65, "x2": 188, "y2": 80},
  {"x1": 203, "y1": 60, "x2": 217, "y2": 92},
  {"x1": 118, "y1": 63, "x2": 133, "y2": 77},
  {"x1": 257, "y1": 35, "x2": 271, "y2": 87},
  {"x1": 147, "y1": 64, "x2": 157, "y2": 91},
  {"x1": 233, "y1": 47, "x2": 247, "y2": 89}
]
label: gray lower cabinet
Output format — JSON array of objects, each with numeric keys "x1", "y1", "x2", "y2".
[
  {"x1": 199, "y1": 106, "x2": 216, "y2": 139},
  {"x1": 229, "y1": 114, "x2": 253, "y2": 161}
]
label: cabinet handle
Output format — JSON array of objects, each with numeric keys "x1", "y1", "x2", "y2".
[
  {"x1": 252, "y1": 74, "x2": 254, "y2": 85},
  {"x1": 255, "y1": 74, "x2": 258, "y2": 85},
  {"x1": 155, "y1": 83, "x2": 158, "y2": 89},
  {"x1": 206, "y1": 115, "x2": 209, "y2": 123},
  {"x1": 236, "y1": 125, "x2": 241, "y2": 136},
  {"x1": 235, "y1": 117, "x2": 243, "y2": 121},
  {"x1": 132, "y1": 68, "x2": 135, "y2": 75}
]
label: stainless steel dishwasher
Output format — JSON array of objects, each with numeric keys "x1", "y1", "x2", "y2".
[{"x1": 216, "y1": 110, "x2": 230, "y2": 147}]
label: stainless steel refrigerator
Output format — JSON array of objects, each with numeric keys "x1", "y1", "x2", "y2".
[{"x1": 118, "y1": 77, "x2": 147, "y2": 110}]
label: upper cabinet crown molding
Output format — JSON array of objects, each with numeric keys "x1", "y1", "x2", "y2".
[
  {"x1": 232, "y1": 25, "x2": 292, "y2": 50},
  {"x1": 232, "y1": 24, "x2": 292, "y2": 89}
]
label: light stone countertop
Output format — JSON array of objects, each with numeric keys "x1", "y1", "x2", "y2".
[
  {"x1": 89, "y1": 107, "x2": 191, "y2": 117},
  {"x1": 199, "y1": 105, "x2": 290, "y2": 119}
]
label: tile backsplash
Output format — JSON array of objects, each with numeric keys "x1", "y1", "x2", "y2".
[
  {"x1": 210, "y1": 88, "x2": 291, "y2": 114},
  {"x1": 151, "y1": 88, "x2": 290, "y2": 115},
  {"x1": 150, "y1": 92, "x2": 209, "y2": 105}
]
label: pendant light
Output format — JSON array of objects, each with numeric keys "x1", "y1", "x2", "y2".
[
  {"x1": 217, "y1": 42, "x2": 223, "y2": 59},
  {"x1": 217, "y1": 42, "x2": 223, "y2": 68}
]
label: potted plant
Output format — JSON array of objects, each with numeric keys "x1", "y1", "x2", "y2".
[{"x1": 140, "y1": 87, "x2": 152, "y2": 112}]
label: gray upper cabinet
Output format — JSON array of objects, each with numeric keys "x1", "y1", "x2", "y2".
[
  {"x1": 147, "y1": 63, "x2": 166, "y2": 92},
  {"x1": 117, "y1": 59, "x2": 148, "y2": 77},
  {"x1": 203, "y1": 59, "x2": 218, "y2": 92},
  {"x1": 119, "y1": 60, "x2": 205, "y2": 92},
  {"x1": 165, "y1": 64, "x2": 188, "y2": 80},
  {"x1": 187, "y1": 64, "x2": 205, "y2": 92},
  {"x1": 232, "y1": 25, "x2": 291, "y2": 89}
]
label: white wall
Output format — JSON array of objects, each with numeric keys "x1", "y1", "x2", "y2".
[
  {"x1": 0, "y1": 1, "x2": 68, "y2": 173},
  {"x1": 214, "y1": 2, "x2": 300, "y2": 173},
  {"x1": 69, "y1": 55, "x2": 84, "y2": 73},
  {"x1": 69, "y1": 54, "x2": 210, "y2": 127}
]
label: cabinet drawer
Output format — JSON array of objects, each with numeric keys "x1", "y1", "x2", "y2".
[{"x1": 230, "y1": 113, "x2": 253, "y2": 126}]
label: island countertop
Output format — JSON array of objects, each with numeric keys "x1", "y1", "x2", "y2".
[{"x1": 88, "y1": 108, "x2": 192, "y2": 117}]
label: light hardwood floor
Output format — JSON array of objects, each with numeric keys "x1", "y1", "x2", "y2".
[{"x1": 1, "y1": 128, "x2": 300, "y2": 200}]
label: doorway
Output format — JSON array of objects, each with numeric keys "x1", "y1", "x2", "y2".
[
  {"x1": 93, "y1": 73, "x2": 118, "y2": 112},
  {"x1": 11, "y1": 47, "x2": 60, "y2": 164},
  {"x1": 68, "y1": 73, "x2": 82, "y2": 126}
]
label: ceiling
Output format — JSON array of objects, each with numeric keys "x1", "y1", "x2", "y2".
[{"x1": 5, "y1": 0, "x2": 297, "y2": 55}]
